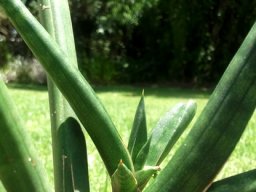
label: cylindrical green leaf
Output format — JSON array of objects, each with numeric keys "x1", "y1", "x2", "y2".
[
  {"x1": 128, "y1": 92, "x2": 147, "y2": 163},
  {"x1": 0, "y1": 0, "x2": 133, "y2": 175},
  {"x1": 207, "y1": 169, "x2": 256, "y2": 192},
  {"x1": 38, "y1": 0, "x2": 89, "y2": 191},
  {"x1": 0, "y1": 81, "x2": 51, "y2": 192},
  {"x1": 145, "y1": 22, "x2": 256, "y2": 192},
  {"x1": 60, "y1": 117, "x2": 90, "y2": 192},
  {"x1": 145, "y1": 100, "x2": 196, "y2": 166},
  {"x1": 134, "y1": 137, "x2": 151, "y2": 171}
]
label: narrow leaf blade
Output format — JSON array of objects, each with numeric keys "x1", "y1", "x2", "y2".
[
  {"x1": 0, "y1": 81, "x2": 50, "y2": 192},
  {"x1": 134, "y1": 137, "x2": 151, "y2": 171},
  {"x1": 60, "y1": 117, "x2": 90, "y2": 192},
  {"x1": 207, "y1": 169, "x2": 256, "y2": 192},
  {"x1": 128, "y1": 92, "x2": 147, "y2": 162},
  {"x1": 38, "y1": 0, "x2": 84, "y2": 190},
  {"x1": 145, "y1": 100, "x2": 196, "y2": 166},
  {"x1": 144, "y1": 22, "x2": 256, "y2": 192},
  {"x1": 0, "y1": 0, "x2": 134, "y2": 175}
]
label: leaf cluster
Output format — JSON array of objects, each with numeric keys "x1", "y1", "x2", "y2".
[{"x1": 0, "y1": 0, "x2": 256, "y2": 192}]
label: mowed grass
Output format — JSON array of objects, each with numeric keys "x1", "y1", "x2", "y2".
[{"x1": 8, "y1": 85, "x2": 256, "y2": 191}]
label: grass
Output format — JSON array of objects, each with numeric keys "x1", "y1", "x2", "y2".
[{"x1": 7, "y1": 84, "x2": 256, "y2": 191}]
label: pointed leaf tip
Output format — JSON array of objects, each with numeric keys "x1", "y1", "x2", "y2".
[
  {"x1": 128, "y1": 94, "x2": 147, "y2": 163},
  {"x1": 135, "y1": 166, "x2": 161, "y2": 190},
  {"x1": 111, "y1": 160, "x2": 137, "y2": 192},
  {"x1": 145, "y1": 101, "x2": 197, "y2": 166}
]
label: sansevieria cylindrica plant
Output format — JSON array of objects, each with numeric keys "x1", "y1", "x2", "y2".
[{"x1": 0, "y1": 0, "x2": 256, "y2": 191}]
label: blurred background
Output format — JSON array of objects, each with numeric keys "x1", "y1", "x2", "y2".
[
  {"x1": 1, "y1": 2, "x2": 256, "y2": 190},
  {"x1": 1, "y1": 0, "x2": 256, "y2": 86}
]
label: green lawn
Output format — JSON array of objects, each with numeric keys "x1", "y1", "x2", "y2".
[{"x1": 8, "y1": 85, "x2": 256, "y2": 191}]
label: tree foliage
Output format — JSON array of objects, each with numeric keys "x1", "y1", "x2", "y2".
[
  {"x1": 0, "y1": 0, "x2": 33, "y2": 67},
  {"x1": 124, "y1": 0, "x2": 256, "y2": 84},
  {"x1": 1, "y1": 0, "x2": 256, "y2": 85},
  {"x1": 69, "y1": 0, "x2": 157, "y2": 83}
]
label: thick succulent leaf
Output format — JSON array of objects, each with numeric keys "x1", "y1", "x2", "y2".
[
  {"x1": 134, "y1": 137, "x2": 151, "y2": 171},
  {"x1": 128, "y1": 92, "x2": 147, "y2": 163},
  {"x1": 38, "y1": 0, "x2": 86, "y2": 190},
  {"x1": 207, "y1": 169, "x2": 256, "y2": 192},
  {"x1": 145, "y1": 100, "x2": 196, "y2": 166},
  {"x1": 144, "y1": 22, "x2": 256, "y2": 192},
  {"x1": 135, "y1": 166, "x2": 160, "y2": 190},
  {"x1": 111, "y1": 160, "x2": 137, "y2": 192},
  {"x1": 0, "y1": 81, "x2": 50, "y2": 192},
  {"x1": 0, "y1": 0, "x2": 133, "y2": 175},
  {"x1": 60, "y1": 117, "x2": 90, "y2": 192}
]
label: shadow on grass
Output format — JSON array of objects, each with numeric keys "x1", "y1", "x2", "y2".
[
  {"x1": 94, "y1": 85, "x2": 212, "y2": 99},
  {"x1": 7, "y1": 83, "x2": 48, "y2": 91},
  {"x1": 7, "y1": 83, "x2": 212, "y2": 98}
]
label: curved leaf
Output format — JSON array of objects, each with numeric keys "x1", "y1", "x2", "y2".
[
  {"x1": 134, "y1": 137, "x2": 151, "y2": 171},
  {"x1": 145, "y1": 100, "x2": 196, "y2": 166},
  {"x1": 135, "y1": 166, "x2": 160, "y2": 190},
  {"x1": 0, "y1": 0, "x2": 133, "y2": 175},
  {"x1": 145, "y1": 21, "x2": 256, "y2": 192},
  {"x1": 128, "y1": 91, "x2": 147, "y2": 163},
  {"x1": 207, "y1": 169, "x2": 256, "y2": 192},
  {"x1": 0, "y1": 81, "x2": 50, "y2": 192},
  {"x1": 60, "y1": 117, "x2": 90, "y2": 192}
]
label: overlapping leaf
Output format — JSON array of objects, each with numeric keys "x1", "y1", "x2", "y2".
[
  {"x1": 60, "y1": 118, "x2": 90, "y2": 192},
  {"x1": 128, "y1": 92, "x2": 147, "y2": 163},
  {"x1": 207, "y1": 169, "x2": 256, "y2": 192},
  {"x1": 111, "y1": 160, "x2": 137, "y2": 192},
  {"x1": 144, "y1": 101, "x2": 196, "y2": 166},
  {"x1": 0, "y1": 0, "x2": 133, "y2": 175},
  {"x1": 0, "y1": 81, "x2": 50, "y2": 192},
  {"x1": 145, "y1": 21, "x2": 256, "y2": 192}
]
